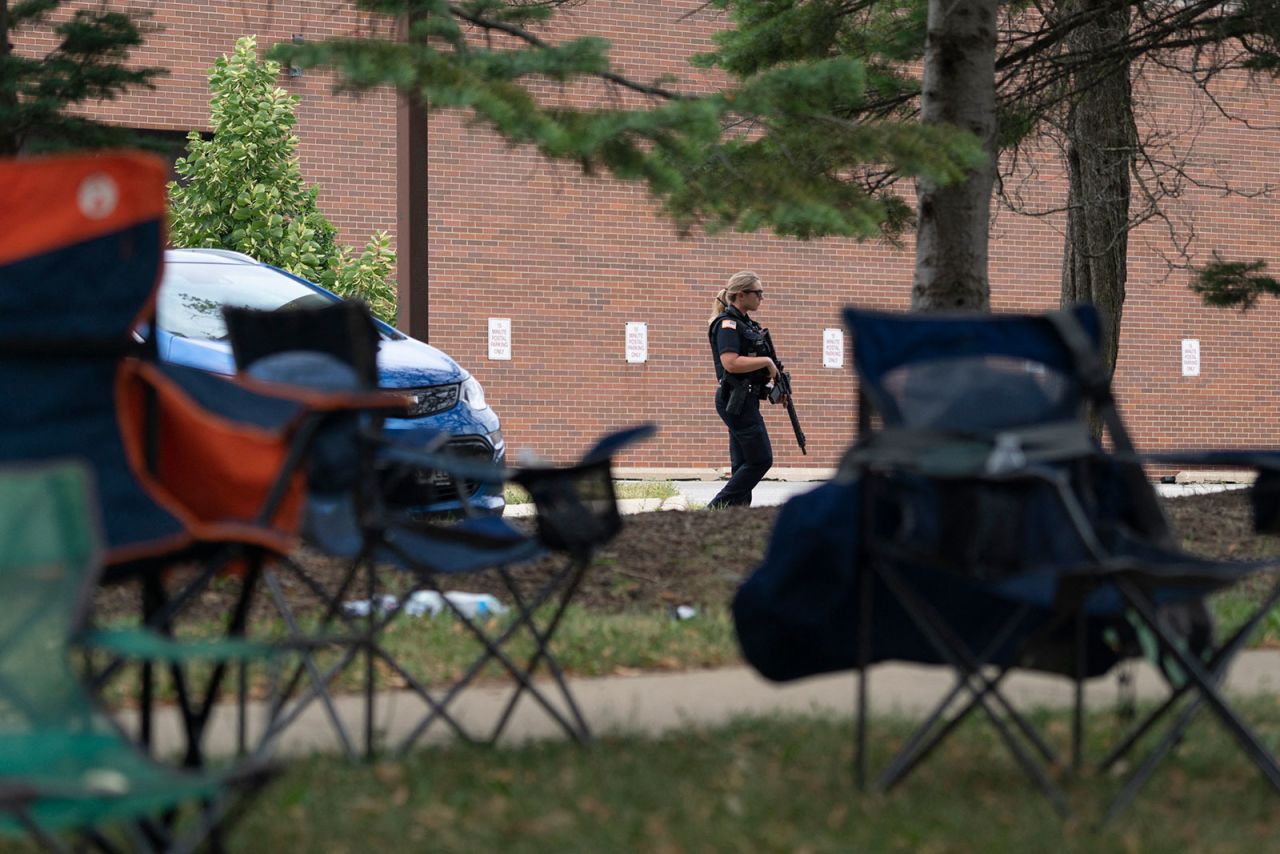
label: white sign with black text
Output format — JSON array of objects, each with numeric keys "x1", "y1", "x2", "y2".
[
  {"x1": 823, "y1": 328, "x2": 844, "y2": 369},
  {"x1": 488, "y1": 318, "x2": 511, "y2": 361},
  {"x1": 1181, "y1": 338, "x2": 1200, "y2": 377},
  {"x1": 626, "y1": 322, "x2": 648, "y2": 363}
]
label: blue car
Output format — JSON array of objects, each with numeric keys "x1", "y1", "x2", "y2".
[{"x1": 154, "y1": 248, "x2": 505, "y2": 514}]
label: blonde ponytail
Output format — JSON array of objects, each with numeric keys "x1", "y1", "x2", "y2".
[{"x1": 709, "y1": 288, "x2": 730, "y2": 323}]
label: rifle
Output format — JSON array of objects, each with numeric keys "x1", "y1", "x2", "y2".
[{"x1": 760, "y1": 329, "x2": 807, "y2": 454}]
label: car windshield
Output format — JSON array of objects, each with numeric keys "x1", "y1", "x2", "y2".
[{"x1": 156, "y1": 261, "x2": 335, "y2": 340}]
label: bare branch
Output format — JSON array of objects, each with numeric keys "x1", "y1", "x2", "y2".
[{"x1": 447, "y1": 2, "x2": 685, "y2": 99}]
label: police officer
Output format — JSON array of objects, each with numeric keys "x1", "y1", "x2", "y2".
[{"x1": 707, "y1": 271, "x2": 785, "y2": 508}]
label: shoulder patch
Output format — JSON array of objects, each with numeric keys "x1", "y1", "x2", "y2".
[{"x1": 720, "y1": 319, "x2": 737, "y2": 330}]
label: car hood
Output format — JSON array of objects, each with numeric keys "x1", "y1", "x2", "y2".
[
  {"x1": 160, "y1": 332, "x2": 467, "y2": 388},
  {"x1": 375, "y1": 336, "x2": 466, "y2": 388}
]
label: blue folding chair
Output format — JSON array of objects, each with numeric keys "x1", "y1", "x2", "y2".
[{"x1": 735, "y1": 304, "x2": 1280, "y2": 820}]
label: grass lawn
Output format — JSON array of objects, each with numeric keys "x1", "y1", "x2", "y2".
[
  {"x1": 90, "y1": 586, "x2": 1280, "y2": 708},
  {"x1": 19, "y1": 711, "x2": 1280, "y2": 851},
  {"x1": 1210, "y1": 584, "x2": 1280, "y2": 648},
  {"x1": 221, "y1": 709, "x2": 1280, "y2": 852},
  {"x1": 90, "y1": 605, "x2": 740, "y2": 708}
]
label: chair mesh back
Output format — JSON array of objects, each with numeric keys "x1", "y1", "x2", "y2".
[
  {"x1": 516, "y1": 459, "x2": 621, "y2": 560},
  {"x1": 0, "y1": 463, "x2": 100, "y2": 729},
  {"x1": 871, "y1": 472, "x2": 1097, "y2": 579},
  {"x1": 222, "y1": 301, "x2": 381, "y2": 387},
  {"x1": 223, "y1": 304, "x2": 379, "y2": 497},
  {"x1": 846, "y1": 305, "x2": 1101, "y2": 434},
  {"x1": 877, "y1": 355, "x2": 1082, "y2": 432}
]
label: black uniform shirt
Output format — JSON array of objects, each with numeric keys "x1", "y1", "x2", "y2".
[{"x1": 709, "y1": 305, "x2": 764, "y2": 382}]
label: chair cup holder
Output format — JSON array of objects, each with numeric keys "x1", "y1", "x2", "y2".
[{"x1": 517, "y1": 459, "x2": 621, "y2": 558}]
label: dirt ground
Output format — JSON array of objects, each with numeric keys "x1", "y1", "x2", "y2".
[{"x1": 92, "y1": 489, "x2": 1280, "y2": 624}]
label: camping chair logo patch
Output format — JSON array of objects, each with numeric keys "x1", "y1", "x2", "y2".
[{"x1": 78, "y1": 174, "x2": 119, "y2": 220}]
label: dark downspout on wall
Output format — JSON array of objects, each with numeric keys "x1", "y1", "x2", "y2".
[{"x1": 395, "y1": 14, "x2": 429, "y2": 341}]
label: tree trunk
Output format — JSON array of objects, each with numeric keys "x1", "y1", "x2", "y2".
[
  {"x1": 1060, "y1": 0, "x2": 1134, "y2": 379},
  {"x1": 913, "y1": 0, "x2": 998, "y2": 311}
]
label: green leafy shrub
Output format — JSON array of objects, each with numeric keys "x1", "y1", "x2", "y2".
[{"x1": 168, "y1": 36, "x2": 397, "y2": 322}]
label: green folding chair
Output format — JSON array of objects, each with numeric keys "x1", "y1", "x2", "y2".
[{"x1": 0, "y1": 462, "x2": 276, "y2": 852}]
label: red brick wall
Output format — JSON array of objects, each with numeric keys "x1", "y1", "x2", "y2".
[{"x1": 42, "y1": 1, "x2": 1280, "y2": 467}]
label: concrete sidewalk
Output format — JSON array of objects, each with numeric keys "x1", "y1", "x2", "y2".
[
  {"x1": 501, "y1": 479, "x2": 1247, "y2": 517},
  {"x1": 503, "y1": 479, "x2": 821, "y2": 517},
  {"x1": 650, "y1": 480, "x2": 1240, "y2": 508},
  {"x1": 504, "y1": 493, "x2": 691, "y2": 517},
  {"x1": 132, "y1": 650, "x2": 1280, "y2": 760}
]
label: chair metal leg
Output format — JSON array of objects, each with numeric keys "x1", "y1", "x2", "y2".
[
  {"x1": 876, "y1": 608, "x2": 1044, "y2": 792},
  {"x1": 856, "y1": 548, "x2": 873, "y2": 791},
  {"x1": 485, "y1": 563, "x2": 593, "y2": 744},
  {"x1": 263, "y1": 555, "x2": 367, "y2": 710},
  {"x1": 171, "y1": 556, "x2": 263, "y2": 769},
  {"x1": 237, "y1": 659, "x2": 248, "y2": 756},
  {"x1": 1073, "y1": 609, "x2": 1085, "y2": 773},
  {"x1": 875, "y1": 566, "x2": 1070, "y2": 817},
  {"x1": 877, "y1": 667, "x2": 1029, "y2": 793},
  {"x1": 1121, "y1": 581, "x2": 1280, "y2": 783},
  {"x1": 139, "y1": 575, "x2": 163, "y2": 752},
  {"x1": 260, "y1": 570, "x2": 358, "y2": 759},
  {"x1": 1104, "y1": 577, "x2": 1280, "y2": 821},
  {"x1": 392, "y1": 560, "x2": 594, "y2": 753},
  {"x1": 1100, "y1": 573, "x2": 1280, "y2": 774},
  {"x1": 264, "y1": 569, "x2": 493, "y2": 750},
  {"x1": 363, "y1": 554, "x2": 377, "y2": 758},
  {"x1": 877, "y1": 677, "x2": 984, "y2": 792},
  {"x1": 1103, "y1": 692, "x2": 1207, "y2": 823},
  {"x1": 1099, "y1": 680, "x2": 1183, "y2": 775},
  {"x1": 18, "y1": 809, "x2": 73, "y2": 853}
]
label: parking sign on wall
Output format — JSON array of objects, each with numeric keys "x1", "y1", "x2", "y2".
[
  {"x1": 488, "y1": 318, "x2": 511, "y2": 360},
  {"x1": 1181, "y1": 339, "x2": 1200, "y2": 377},
  {"x1": 823, "y1": 328, "x2": 844, "y2": 369},
  {"x1": 626, "y1": 322, "x2": 648, "y2": 363}
]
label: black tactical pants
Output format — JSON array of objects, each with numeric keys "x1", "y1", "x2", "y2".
[{"x1": 709, "y1": 386, "x2": 773, "y2": 508}]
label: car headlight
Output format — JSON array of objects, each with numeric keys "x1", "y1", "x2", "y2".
[
  {"x1": 461, "y1": 376, "x2": 488, "y2": 410},
  {"x1": 404, "y1": 384, "x2": 460, "y2": 417}
]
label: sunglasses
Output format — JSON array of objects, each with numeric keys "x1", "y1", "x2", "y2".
[{"x1": 741, "y1": 289, "x2": 764, "y2": 297}]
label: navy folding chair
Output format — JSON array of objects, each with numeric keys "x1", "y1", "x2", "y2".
[
  {"x1": 849, "y1": 305, "x2": 1280, "y2": 818},
  {"x1": 736, "y1": 304, "x2": 1280, "y2": 820}
]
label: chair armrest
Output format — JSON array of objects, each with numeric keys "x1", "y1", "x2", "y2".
[
  {"x1": 514, "y1": 458, "x2": 622, "y2": 557},
  {"x1": 77, "y1": 629, "x2": 277, "y2": 663},
  {"x1": 237, "y1": 375, "x2": 413, "y2": 417},
  {"x1": 580, "y1": 423, "x2": 657, "y2": 464},
  {"x1": 506, "y1": 424, "x2": 654, "y2": 556}
]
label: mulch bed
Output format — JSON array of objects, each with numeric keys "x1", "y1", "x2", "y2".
[{"x1": 91, "y1": 490, "x2": 1278, "y2": 625}]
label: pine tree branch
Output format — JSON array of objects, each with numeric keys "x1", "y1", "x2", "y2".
[{"x1": 446, "y1": 2, "x2": 684, "y2": 99}]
